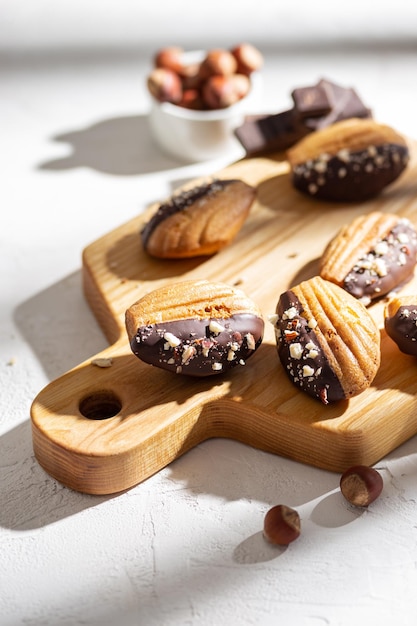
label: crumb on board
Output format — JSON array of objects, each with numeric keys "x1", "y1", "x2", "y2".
[{"x1": 91, "y1": 357, "x2": 113, "y2": 368}]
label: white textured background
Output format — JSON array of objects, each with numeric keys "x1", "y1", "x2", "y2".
[
  {"x1": 2, "y1": 0, "x2": 417, "y2": 49},
  {"x1": 2, "y1": 2, "x2": 417, "y2": 625}
]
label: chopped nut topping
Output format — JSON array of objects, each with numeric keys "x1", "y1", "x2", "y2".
[
  {"x1": 282, "y1": 307, "x2": 298, "y2": 320},
  {"x1": 245, "y1": 333, "x2": 256, "y2": 350},
  {"x1": 163, "y1": 331, "x2": 181, "y2": 347},
  {"x1": 374, "y1": 241, "x2": 389, "y2": 256},
  {"x1": 373, "y1": 258, "x2": 388, "y2": 277},
  {"x1": 289, "y1": 343, "x2": 303, "y2": 359},
  {"x1": 182, "y1": 345, "x2": 196, "y2": 364},
  {"x1": 397, "y1": 232, "x2": 410, "y2": 244},
  {"x1": 209, "y1": 320, "x2": 225, "y2": 334},
  {"x1": 337, "y1": 149, "x2": 350, "y2": 162},
  {"x1": 302, "y1": 364, "x2": 315, "y2": 377},
  {"x1": 314, "y1": 160, "x2": 327, "y2": 174},
  {"x1": 284, "y1": 330, "x2": 299, "y2": 342},
  {"x1": 398, "y1": 252, "x2": 407, "y2": 265}
]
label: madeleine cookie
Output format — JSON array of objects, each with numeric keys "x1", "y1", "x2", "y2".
[
  {"x1": 141, "y1": 179, "x2": 256, "y2": 258},
  {"x1": 320, "y1": 212, "x2": 417, "y2": 305},
  {"x1": 287, "y1": 118, "x2": 409, "y2": 201},
  {"x1": 125, "y1": 279, "x2": 264, "y2": 376},
  {"x1": 385, "y1": 296, "x2": 417, "y2": 356},
  {"x1": 272, "y1": 276, "x2": 380, "y2": 404}
]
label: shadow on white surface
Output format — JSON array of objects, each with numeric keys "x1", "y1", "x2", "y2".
[
  {"x1": 310, "y1": 490, "x2": 362, "y2": 527},
  {"x1": 14, "y1": 270, "x2": 109, "y2": 381},
  {"x1": 6, "y1": 273, "x2": 120, "y2": 530},
  {"x1": 0, "y1": 420, "x2": 112, "y2": 530},
  {"x1": 234, "y1": 531, "x2": 288, "y2": 563},
  {"x1": 37, "y1": 114, "x2": 184, "y2": 176}
]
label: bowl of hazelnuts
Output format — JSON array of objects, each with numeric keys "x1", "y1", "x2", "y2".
[{"x1": 147, "y1": 44, "x2": 263, "y2": 162}]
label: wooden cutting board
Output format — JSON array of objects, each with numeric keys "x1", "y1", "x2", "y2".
[{"x1": 30, "y1": 147, "x2": 417, "y2": 494}]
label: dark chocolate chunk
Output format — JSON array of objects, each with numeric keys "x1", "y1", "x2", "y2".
[
  {"x1": 234, "y1": 109, "x2": 309, "y2": 156},
  {"x1": 306, "y1": 85, "x2": 372, "y2": 130},
  {"x1": 130, "y1": 314, "x2": 264, "y2": 376},
  {"x1": 235, "y1": 78, "x2": 372, "y2": 156},
  {"x1": 291, "y1": 84, "x2": 332, "y2": 118}
]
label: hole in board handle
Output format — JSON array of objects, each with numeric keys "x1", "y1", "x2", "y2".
[{"x1": 79, "y1": 390, "x2": 122, "y2": 420}]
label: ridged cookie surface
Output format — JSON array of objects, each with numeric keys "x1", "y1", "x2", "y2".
[
  {"x1": 320, "y1": 212, "x2": 417, "y2": 305},
  {"x1": 141, "y1": 179, "x2": 256, "y2": 258},
  {"x1": 273, "y1": 276, "x2": 380, "y2": 404}
]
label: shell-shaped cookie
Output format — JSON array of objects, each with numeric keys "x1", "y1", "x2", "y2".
[
  {"x1": 385, "y1": 296, "x2": 417, "y2": 356},
  {"x1": 287, "y1": 118, "x2": 409, "y2": 201},
  {"x1": 125, "y1": 279, "x2": 264, "y2": 376},
  {"x1": 273, "y1": 276, "x2": 380, "y2": 404},
  {"x1": 141, "y1": 179, "x2": 256, "y2": 258},
  {"x1": 320, "y1": 211, "x2": 417, "y2": 305}
]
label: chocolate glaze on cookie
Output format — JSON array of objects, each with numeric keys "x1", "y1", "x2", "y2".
[
  {"x1": 130, "y1": 313, "x2": 264, "y2": 376},
  {"x1": 343, "y1": 219, "x2": 417, "y2": 304},
  {"x1": 275, "y1": 291, "x2": 344, "y2": 404},
  {"x1": 141, "y1": 179, "x2": 238, "y2": 248},
  {"x1": 385, "y1": 304, "x2": 417, "y2": 356},
  {"x1": 291, "y1": 143, "x2": 409, "y2": 202}
]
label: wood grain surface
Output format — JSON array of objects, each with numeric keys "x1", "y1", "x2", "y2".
[{"x1": 31, "y1": 147, "x2": 417, "y2": 494}]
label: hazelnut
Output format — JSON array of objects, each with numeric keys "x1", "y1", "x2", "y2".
[
  {"x1": 200, "y1": 49, "x2": 238, "y2": 78},
  {"x1": 263, "y1": 504, "x2": 301, "y2": 546},
  {"x1": 230, "y1": 73, "x2": 251, "y2": 99},
  {"x1": 340, "y1": 465, "x2": 383, "y2": 507},
  {"x1": 147, "y1": 68, "x2": 183, "y2": 104},
  {"x1": 202, "y1": 74, "x2": 250, "y2": 110},
  {"x1": 179, "y1": 62, "x2": 204, "y2": 90},
  {"x1": 231, "y1": 43, "x2": 264, "y2": 75},
  {"x1": 154, "y1": 46, "x2": 184, "y2": 74},
  {"x1": 178, "y1": 89, "x2": 205, "y2": 110}
]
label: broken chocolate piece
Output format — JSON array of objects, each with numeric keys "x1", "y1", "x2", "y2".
[
  {"x1": 235, "y1": 78, "x2": 372, "y2": 156},
  {"x1": 234, "y1": 109, "x2": 309, "y2": 156},
  {"x1": 291, "y1": 84, "x2": 331, "y2": 119},
  {"x1": 306, "y1": 83, "x2": 371, "y2": 130}
]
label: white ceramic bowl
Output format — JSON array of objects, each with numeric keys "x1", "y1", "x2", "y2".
[{"x1": 148, "y1": 51, "x2": 262, "y2": 163}]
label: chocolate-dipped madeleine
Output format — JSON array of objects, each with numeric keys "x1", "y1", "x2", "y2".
[
  {"x1": 320, "y1": 212, "x2": 417, "y2": 305},
  {"x1": 125, "y1": 279, "x2": 264, "y2": 376},
  {"x1": 385, "y1": 296, "x2": 417, "y2": 356},
  {"x1": 141, "y1": 179, "x2": 256, "y2": 258},
  {"x1": 287, "y1": 118, "x2": 409, "y2": 201},
  {"x1": 272, "y1": 276, "x2": 380, "y2": 404}
]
